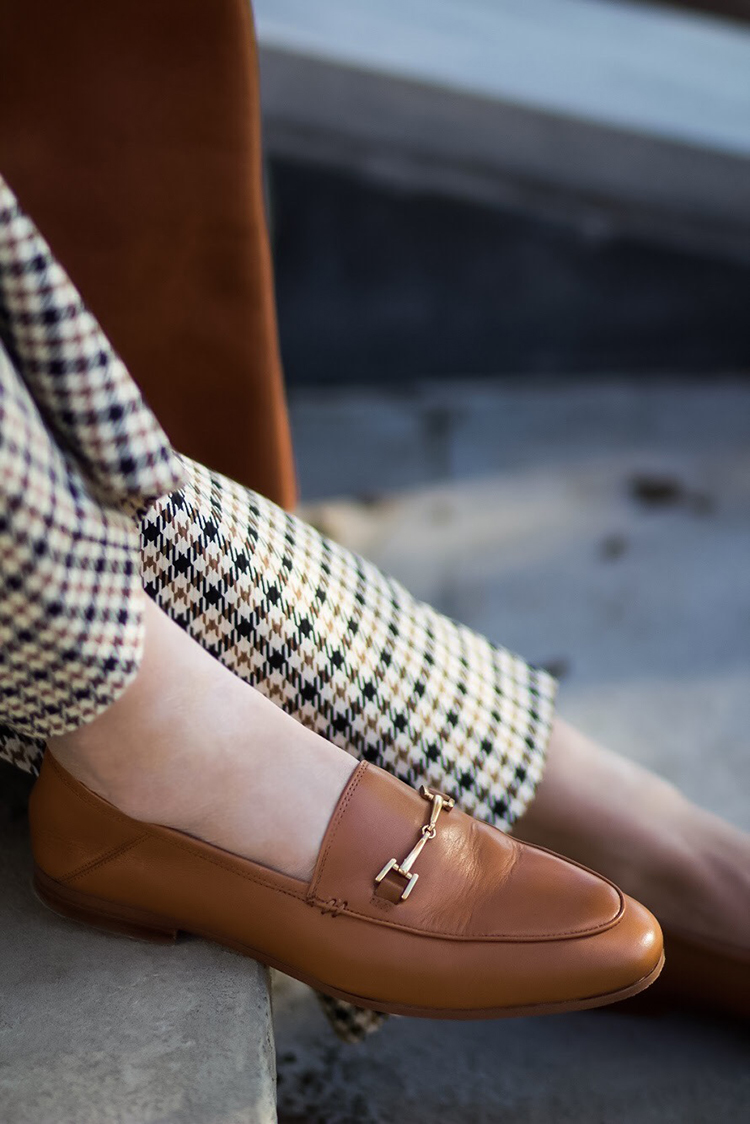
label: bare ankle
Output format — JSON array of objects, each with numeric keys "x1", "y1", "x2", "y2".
[{"x1": 48, "y1": 594, "x2": 358, "y2": 879}]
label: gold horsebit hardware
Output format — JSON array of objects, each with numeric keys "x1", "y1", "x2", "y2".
[{"x1": 374, "y1": 786, "x2": 455, "y2": 901}]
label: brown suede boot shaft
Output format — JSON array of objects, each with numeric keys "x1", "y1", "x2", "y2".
[{"x1": 0, "y1": 0, "x2": 296, "y2": 506}]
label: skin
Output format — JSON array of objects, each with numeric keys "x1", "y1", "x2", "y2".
[
  {"x1": 49, "y1": 593, "x2": 356, "y2": 882},
  {"x1": 514, "y1": 717, "x2": 750, "y2": 947},
  {"x1": 50, "y1": 593, "x2": 750, "y2": 947}
]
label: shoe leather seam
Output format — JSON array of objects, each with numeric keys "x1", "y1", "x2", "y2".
[
  {"x1": 45, "y1": 755, "x2": 624, "y2": 940},
  {"x1": 310, "y1": 892, "x2": 625, "y2": 941},
  {"x1": 52, "y1": 831, "x2": 625, "y2": 940},
  {"x1": 49, "y1": 814, "x2": 624, "y2": 942},
  {"x1": 31, "y1": 826, "x2": 144, "y2": 883},
  {"x1": 64, "y1": 834, "x2": 149, "y2": 884},
  {"x1": 142, "y1": 824, "x2": 311, "y2": 904}
]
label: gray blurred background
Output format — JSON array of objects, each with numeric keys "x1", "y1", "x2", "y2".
[
  {"x1": 256, "y1": 0, "x2": 750, "y2": 388},
  {"x1": 252, "y1": 3, "x2": 750, "y2": 1121}
]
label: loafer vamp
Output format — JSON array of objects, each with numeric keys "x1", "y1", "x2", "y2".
[{"x1": 310, "y1": 763, "x2": 623, "y2": 942}]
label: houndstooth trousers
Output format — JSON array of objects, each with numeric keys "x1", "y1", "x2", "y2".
[{"x1": 0, "y1": 176, "x2": 556, "y2": 1042}]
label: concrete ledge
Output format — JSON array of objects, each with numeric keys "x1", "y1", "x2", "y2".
[
  {"x1": 0, "y1": 779, "x2": 277, "y2": 1124},
  {"x1": 256, "y1": 0, "x2": 750, "y2": 257}
]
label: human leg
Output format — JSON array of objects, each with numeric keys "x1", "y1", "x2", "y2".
[
  {"x1": 50, "y1": 593, "x2": 357, "y2": 882},
  {"x1": 515, "y1": 716, "x2": 750, "y2": 949}
]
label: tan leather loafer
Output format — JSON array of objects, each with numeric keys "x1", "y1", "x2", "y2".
[{"x1": 30, "y1": 752, "x2": 663, "y2": 1019}]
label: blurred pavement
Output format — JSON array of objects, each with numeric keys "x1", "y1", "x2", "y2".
[{"x1": 277, "y1": 377, "x2": 750, "y2": 1123}]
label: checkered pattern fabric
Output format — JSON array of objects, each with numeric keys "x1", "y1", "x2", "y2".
[
  {"x1": 0, "y1": 177, "x2": 184, "y2": 508},
  {"x1": 139, "y1": 455, "x2": 556, "y2": 1040},
  {"x1": 142, "y1": 458, "x2": 553, "y2": 831},
  {"x1": 0, "y1": 173, "x2": 556, "y2": 1044},
  {"x1": 0, "y1": 175, "x2": 185, "y2": 764},
  {"x1": 0, "y1": 339, "x2": 143, "y2": 751}
]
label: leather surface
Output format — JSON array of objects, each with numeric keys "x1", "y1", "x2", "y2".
[
  {"x1": 309, "y1": 765, "x2": 623, "y2": 939},
  {"x1": 30, "y1": 752, "x2": 663, "y2": 1014},
  {"x1": 0, "y1": 0, "x2": 296, "y2": 506}
]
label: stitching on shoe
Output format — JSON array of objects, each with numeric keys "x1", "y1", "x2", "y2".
[
  {"x1": 158, "y1": 834, "x2": 310, "y2": 904},
  {"x1": 64, "y1": 834, "x2": 149, "y2": 884},
  {"x1": 336, "y1": 888, "x2": 626, "y2": 940},
  {"x1": 46, "y1": 755, "x2": 625, "y2": 940},
  {"x1": 157, "y1": 826, "x2": 624, "y2": 941}
]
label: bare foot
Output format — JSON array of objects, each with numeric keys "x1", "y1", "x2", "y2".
[
  {"x1": 48, "y1": 594, "x2": 357, "y2": 881},
  {"x1": 514, "y1": 717, "x2": 750, "y2": 948}
]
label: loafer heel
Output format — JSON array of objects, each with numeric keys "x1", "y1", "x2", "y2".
[{"x1": 33, "y1": 864, "x2": 179, "y2": 945}]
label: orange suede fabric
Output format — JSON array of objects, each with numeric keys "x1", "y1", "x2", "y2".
[{"x1": 0, "y1": 0, "x2": 296, "y2": 507}]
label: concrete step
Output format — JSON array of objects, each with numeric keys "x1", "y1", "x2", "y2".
[
  {"x1": 0, "y1": 769, "x2": 277, "y2": 1124},
  {"x1": 255, "y1": 0, "x2": 750, "y2": 257}
]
